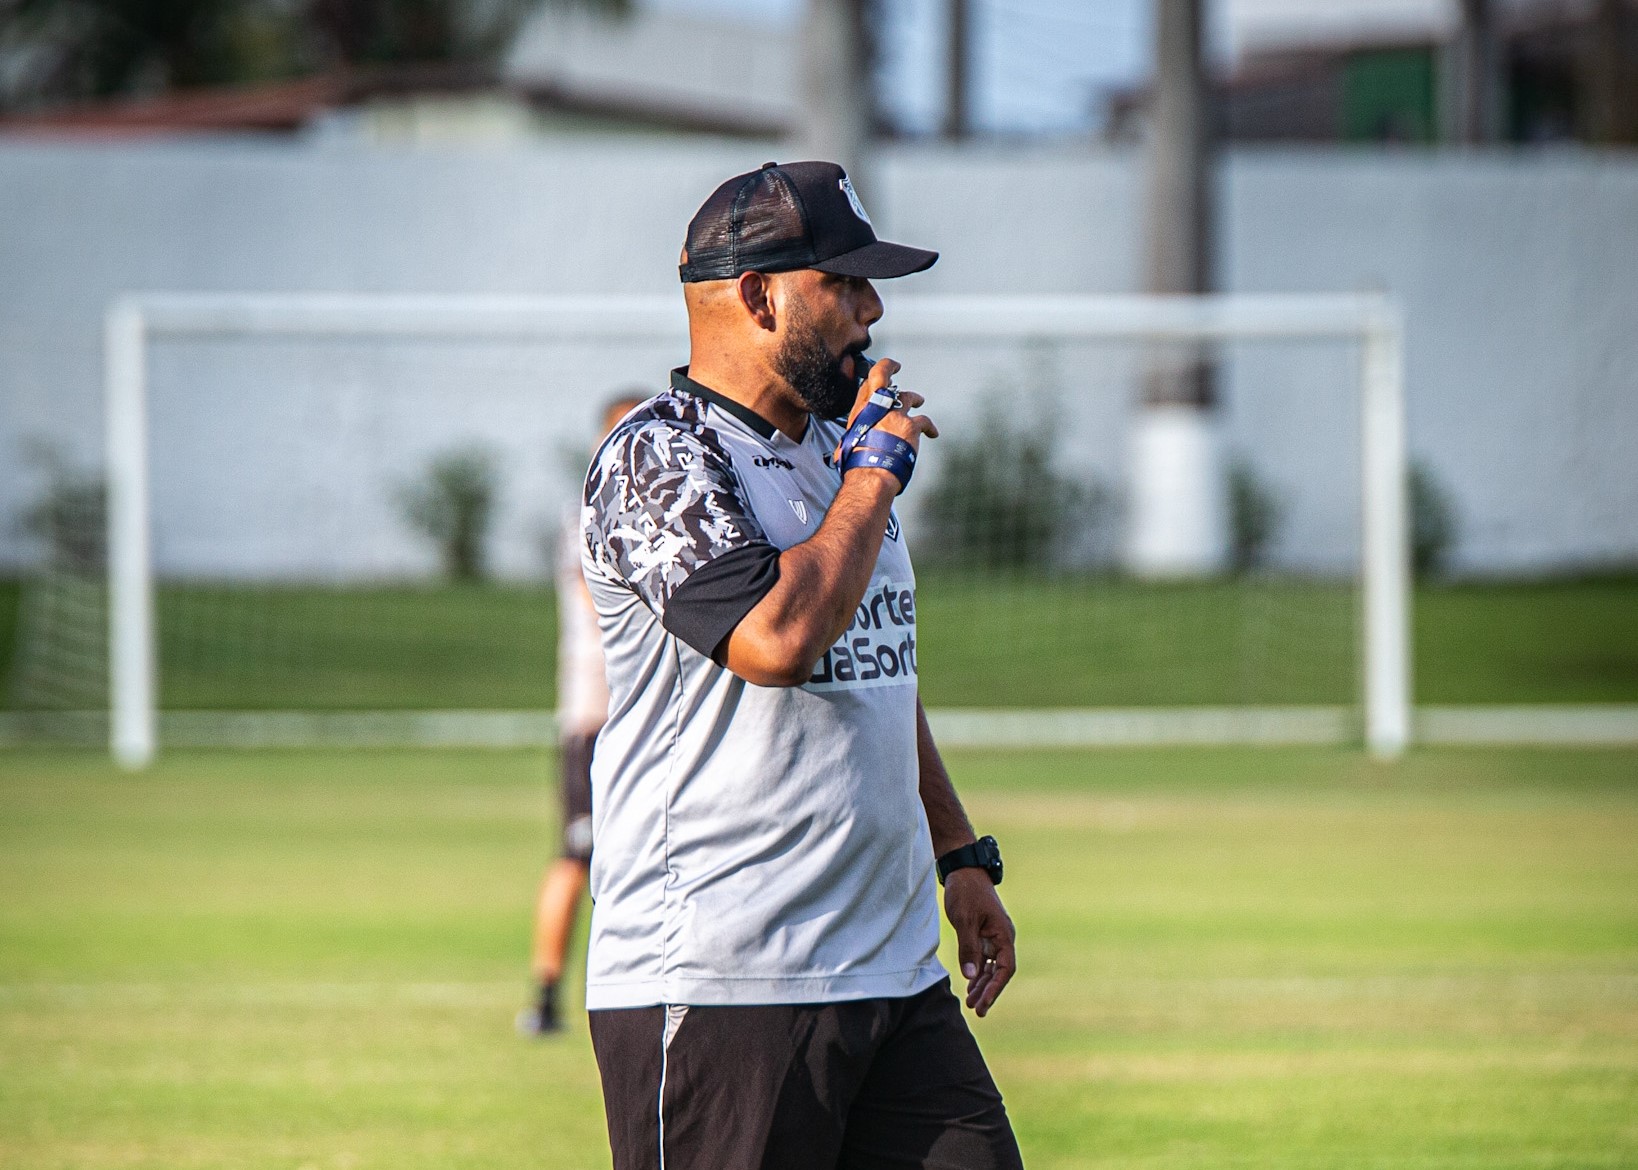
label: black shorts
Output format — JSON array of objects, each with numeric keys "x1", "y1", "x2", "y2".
[
  {"x1": 559, "y1": 729, "x2": 596, "y2": 863},
  {"x1": 589, "y1": 978, "x2": 1023, "y2": 1170}
]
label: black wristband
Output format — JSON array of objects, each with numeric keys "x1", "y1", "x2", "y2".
[{"x1": 936, "y1": 835, "x2": 1003, "y2": 886}]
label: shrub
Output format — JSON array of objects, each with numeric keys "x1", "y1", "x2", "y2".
[
  {"x1": 17, "y1": 440, "x2": 106, "y2": 575},
  {"x1": 397, "y1": 446, "x2": 501, "y2": 581},
  {"x1": 1410, "y1": 461, "x2": 1458, "y2": 579},
  {"x1": 1227, "y1": 458, "x2": 1284, "y2": 574},
  {"x1": 917, "y1": 399, "x2": 1100, "y2": 571}
]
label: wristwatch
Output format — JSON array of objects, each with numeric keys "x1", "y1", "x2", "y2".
[{"x1": 936, "y1": 835, "x2": 1003, "y2": 886}]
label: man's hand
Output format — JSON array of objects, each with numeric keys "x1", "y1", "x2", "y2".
[
  {"x1": 834, "y1": 357, "x2": 938, "y2": 466},
  {"x1": 943, "y1": 869, "x2": 1016, "y2": 1017}
]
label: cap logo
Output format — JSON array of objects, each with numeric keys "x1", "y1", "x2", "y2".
[{"x1": 839, "y1": 176, "x2": 873, "y2": 227}]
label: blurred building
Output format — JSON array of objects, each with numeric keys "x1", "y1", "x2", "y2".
[
  {"x1": 0, "y1": 6, "x2": 792, "y2": 145},
  {"x1": 1109, "y1": 0, "x2": 1638, "y2": 144},
  {"x1": 503, "y1": 5, "x2": 796, "y2": 140}
]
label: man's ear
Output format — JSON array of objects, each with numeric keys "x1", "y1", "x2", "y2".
[{"x1": 736, "y1": 271, "x2": 778, "y2": 332}]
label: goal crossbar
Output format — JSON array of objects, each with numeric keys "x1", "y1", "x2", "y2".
[{"x1": 105, "y1": 292, "x2": 1410, "y2": 768}]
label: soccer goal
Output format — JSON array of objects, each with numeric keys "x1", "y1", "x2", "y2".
[{"x1": 94, "y1": 291, "x2": 1408, "y2": 769}]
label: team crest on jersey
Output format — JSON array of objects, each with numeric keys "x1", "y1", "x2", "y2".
[
  {"x1": 789, "y1": 499, "x2": 808, "y2": 524},
  {"x1": 839, "y1": 176, "x2": 873, "y2": 226},
  {"x1": 885, "y1": 514, "x2": 901, "y2": 542}
]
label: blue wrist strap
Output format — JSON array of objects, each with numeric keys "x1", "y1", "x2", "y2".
[
  {"x1": 841, "y1": 429, "x2": 916, "y2": 493},
  {"x1": 837, "y1": 386, "x2": 900, "y2": 460}
]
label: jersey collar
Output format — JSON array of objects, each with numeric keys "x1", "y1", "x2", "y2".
[
  {"x1": 668, "y1": 363, "x2": 832, "y2": 445},
  {"x1": 670, "y1": 368, "x2": 781, "y2": 441}
]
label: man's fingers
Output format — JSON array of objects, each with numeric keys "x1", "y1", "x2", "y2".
[
  {"x1": 960, "y1": 938, "x2": 1004, "y2": 1009},
  {"x1": 855, "y1": 356, "x2": 900, "y2": 408},
  {"x1": 973, "y1": 943, "x2": 1016, "y2": 1017},
  {"x1": 963, "y1": 942, "x2": 996, "y2": 1003},
  {"x1": 956, "y1": 925, "x2": 982, "y2": 982},
  {"x1": 867, "y1": 356, "x2": 902, "y2": 387},
  {"x1": 964, "y1": 960, "x2": 999, "y2": 1010},
  {"x1": 876, "y1": 411, "x2": 936, "y2": 446},
  {"x1": 965, "y1": 939, "x2": 1015, "y2": 1016},
  {"x1": 838, "y1": 357, "x2": 904, "y2": 460}
]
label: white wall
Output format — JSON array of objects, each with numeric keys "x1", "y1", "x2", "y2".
[
  {"x1": 2, "y1": 137, "x2": 1634, "y2": 577},
  {"x1": 1222, "y1": 150, "x2": 1638, "y2": 572}
]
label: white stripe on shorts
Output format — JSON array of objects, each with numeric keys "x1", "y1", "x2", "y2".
[{"x1": 657, "y1": 1005, "x2": 688, "y2": 1170}]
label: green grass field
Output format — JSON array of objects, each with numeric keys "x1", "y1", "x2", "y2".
[
  {"x1": 2, "y1": 746, "x2": 1634, "y2": 1169},
  {"x1": 4, "y1": 576, "x2": 1636, "y2": 711}
]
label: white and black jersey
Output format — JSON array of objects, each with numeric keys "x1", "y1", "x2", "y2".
[
  {"x1": 580, "y1": 369, "x2": 944, "y2": 1010},
  {"x1": 556, "y1": 504, "x2": 611, "y2": 736}
]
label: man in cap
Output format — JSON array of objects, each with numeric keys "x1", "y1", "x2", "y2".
[{"x1": 580, "y1": 161, "x2": 1022, "y2": 1170}]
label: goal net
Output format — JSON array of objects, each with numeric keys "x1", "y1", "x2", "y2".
[{"x1": 9, "y1": 293, "x2": 1408, "y2": 765}]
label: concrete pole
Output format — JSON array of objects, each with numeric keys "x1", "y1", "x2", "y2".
[
  {"x1": 106, "y1": 301, "x2": 157, "y2": 770},
  {"x1": 1128, "y1": 0, "x2": 1224, "y2": 577},
  {"x1": 1444, "y1": 0, "x2": 1503, "y2": 144},
  {"x1": 1361, "y1": 306, "x2": 1412, "y2": 759},
  {"x1": 944, "y1": 0, "x2": 971, "y2": 140},
  {"x1": 801, "y1": 0, "x2": 873, "y2": 190}
]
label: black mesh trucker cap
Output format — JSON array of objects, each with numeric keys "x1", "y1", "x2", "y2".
[{"x1": 679, "y1": 161, "x2": 938, "y2": 283}]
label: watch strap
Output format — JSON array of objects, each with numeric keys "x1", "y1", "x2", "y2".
[{"x1": 936, "y1": 835, "x2": 1002, "y2": 886}]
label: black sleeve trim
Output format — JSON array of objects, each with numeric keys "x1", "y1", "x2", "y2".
[{"x1": 662, "y1": 542, "x2": 782, "y2": 663}]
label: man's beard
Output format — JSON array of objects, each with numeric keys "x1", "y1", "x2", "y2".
[{"x1": 774, "y1": 316, "x2": 861, "y2": 420}]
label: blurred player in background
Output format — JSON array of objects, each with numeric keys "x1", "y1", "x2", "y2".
[{"x1": 519, "y1": 393, "x2": 647, "y2": 1036}]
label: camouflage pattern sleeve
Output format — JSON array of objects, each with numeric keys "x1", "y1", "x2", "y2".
[{"x1": 584, "y1": 416, "x2": 772, "y2": 617}]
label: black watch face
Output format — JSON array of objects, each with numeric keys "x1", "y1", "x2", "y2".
[{"x1": 979, "y1": 836, "x2": 1003, "y2": 884}]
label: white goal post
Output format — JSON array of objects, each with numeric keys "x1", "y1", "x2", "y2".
[{"x1": 104, "y1": 291, "x2": 1410, "y2": 769}]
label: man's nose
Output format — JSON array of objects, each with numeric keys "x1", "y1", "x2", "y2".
[{"x1": 859, "y1": 280, "x2": 883, "y2": 327}]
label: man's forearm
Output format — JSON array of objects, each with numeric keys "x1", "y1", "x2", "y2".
[
  {"x1": 916, "y1": 695, "x2": 977, "y2": 857},
  {"x1": 723, "y1": 468, "x2": 898, "y2": 685}
]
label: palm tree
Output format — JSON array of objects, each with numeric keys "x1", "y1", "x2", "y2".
[
  {"x1": 0, "y1": 0, "x2": 296, "y2": 108},
  {"x1": 304, "y1": 0, "x2": 619, "y2": 69}
]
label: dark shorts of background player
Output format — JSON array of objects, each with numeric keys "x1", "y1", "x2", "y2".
[
  {"x1": 589, "y1": 977, "x2": 1024, "y2": 1170},
  {"x1": 559, "y1": 729, "x2": 597, "y2": 863}
]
